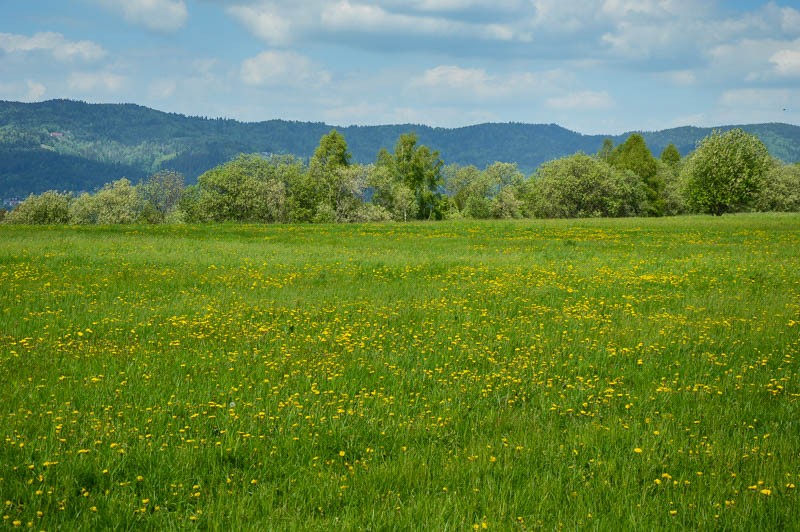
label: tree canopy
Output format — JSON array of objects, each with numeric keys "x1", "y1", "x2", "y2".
[{"x1": 682, "y1": 129, "x2": 772, "y2": 216}]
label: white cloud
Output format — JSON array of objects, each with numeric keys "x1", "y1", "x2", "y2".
[
  {"x1": 320, "y1": 1, "x2": 520, "y2": 41},
  {"x1": 0, "y1": 32, "x2": 106, "y2": 62},
  {"x1": 225, "y1": 0, "x2": 526, "y2": 48},
  {"x1": 0, "y1": 80, "x2": 47, "y2": 102},
  {"x1": 780, "y1": 7, "x2": 800, "y2": 35},
  {"x1": 227, "y1": 4, "x2": 294, "y2": 46},
  {"x1": 96, "y1": 0, "x2": 188, "y2": 33},
  {"x1": 546, "y1": 91, "x2": 614, "y2": 110},
  {"x1": 25, "y1": 80, "x2": 47, "y2": 101},
  {"x1": 68, "y1": 72, "x2": 125, "y2": 92},
  {"x1": 408, "y1": 0, "x2": 523, "y2": 11},
  {"x1": 412, "y1": 65, "x2": 490, "y2": 90},
  {"x1": 410, "y1": 64, "x2": 569, "y2": 101},
  {"x1": 771, "y1": 48, "x2": 800, "y2": 76},
  {"x1": 241, "y1": 50, "x2": 330, "y2": 88},
  {"x1": 708, "y1": 37, "x2": 800, "y2": 82}
]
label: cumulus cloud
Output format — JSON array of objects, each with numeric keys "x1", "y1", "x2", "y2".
[
  {"x1": 227, "y1": 4, "x2": 294, "y2": 46},
  {"x1": 0, "y1": 32, "x2": 106, "y2": 62},
  {"x1": 546, "y1": 91, "x2": 614, "y2": 110},
  {"x1": 707, "y1": 37, "x2": 800, "y2": 82},
  {"x1": 95, "y1": 0, "x2": 188, "y2": 33},
  {"x1": 771, "y1": 47, "x2": 800, "y2": 76},
  {"x1": 241, "y1": 50, "x2": 330, "y2": 88}
]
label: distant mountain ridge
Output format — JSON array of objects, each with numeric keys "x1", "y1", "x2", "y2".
[{"x1": 1, "y1": 99, "x2": 798, "y2": 199}]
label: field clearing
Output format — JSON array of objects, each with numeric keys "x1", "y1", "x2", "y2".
[{"x1": 1, "y1": 215, "x2": 799, "y2": 529}]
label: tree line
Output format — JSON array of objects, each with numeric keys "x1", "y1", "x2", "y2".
[{"x1": 3, "y1": 128, "x2": 799, "y2": 225}]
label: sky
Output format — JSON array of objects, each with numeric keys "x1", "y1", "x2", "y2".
[{"x1": 0, "y1": 0, "x2": 799, "y2": 134}]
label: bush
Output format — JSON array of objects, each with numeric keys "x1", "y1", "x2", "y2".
[
  {"x1": 5, "y1": 191, "x2": 72, "y2": 224},
  {"x1": 529, "y1": 153, "x2": 646, "y2": 218},
  {"x1": 69, "y1": 193, "x2": 99, "y2": 224},
  {"x1": 754, "y1": 163, "x2": 800, "y2": 212},
  {"x1": 94, "y1": 178, "x2": 140, "y2": 224}
]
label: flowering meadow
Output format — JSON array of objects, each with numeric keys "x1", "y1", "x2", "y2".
[{"x1": 1, "y1": 215, "x2": 799, "y2": 529}]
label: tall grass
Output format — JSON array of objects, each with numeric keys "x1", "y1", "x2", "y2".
[{"x1": 1, "y1": 214, "x2": 798, "y2": 529}]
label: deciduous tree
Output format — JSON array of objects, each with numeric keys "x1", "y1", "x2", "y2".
[
  {"x1": 377, "y1": 133, "x2": 444, "y2": 220},
  {"x1": 5, "y1": 191, "x2": 71, "y2": 224},
  {"x1": 682, "y1": 129, "x2": 771, "y2": 216},
  {"x1": 609, "y1": 133, "x2": 664, "y2": 216},
  {"x1": 530, "y1": 153, "x2": 646, "y2": 218}
]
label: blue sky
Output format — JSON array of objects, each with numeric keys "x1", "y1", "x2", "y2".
[{"x1": 1, "y1": 0, "x2": 798, "y2": 134}]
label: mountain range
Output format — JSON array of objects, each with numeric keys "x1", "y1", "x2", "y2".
[{"x1": 1, "y1": 99, "x2": 798, "y2": 200}]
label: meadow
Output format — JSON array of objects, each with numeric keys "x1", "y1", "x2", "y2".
[{"x1": 1, "y1": 215, "x2": 799, "y2": 530}]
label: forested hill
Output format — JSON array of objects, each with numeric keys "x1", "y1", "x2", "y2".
[{"x1": 1, "y1": 99, "x2": 799, "y2": 198}]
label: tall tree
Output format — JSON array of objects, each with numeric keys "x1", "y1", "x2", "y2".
[
  {"x1": 660, "y1": 143, "x2": 681, "y2": 170},
  {"x1": 682, "y1": 128, "x2": 772, "y2": 216},
  {"x1": 310, "y1": 129, "x2": 351, "y2": 171},
  {"x1": 377, "y1": 133, "x2": 444, "y2": 220},
  {"x1": 289, "y1": 130, "x2": 362, "y2": 223},
  {"x1": 609, "y1": 133, "x2": 664, "y2": 216},
  {"x1": 597, "y1": 138, "x2": 614, "y2": 161}
]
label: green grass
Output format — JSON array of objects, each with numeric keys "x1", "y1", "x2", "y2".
[{"x1": 1, "y1": 214, "x2": 799, "y2": 530}]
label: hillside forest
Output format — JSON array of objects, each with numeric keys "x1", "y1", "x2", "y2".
[
  {"x1": 3, "y1": 126, "x2": 799, "y2": 225},
  {"x1": 1, "y1": 99, "x2": 800, "y2": 203}
]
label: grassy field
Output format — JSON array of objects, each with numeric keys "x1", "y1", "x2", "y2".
[{"x1": 1, "y1": 215, "x2": 799, "y2": 530}]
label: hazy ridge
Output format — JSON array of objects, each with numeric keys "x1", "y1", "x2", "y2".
[{"x1": 1, "y1": 99, "x2": 798, "y2": 198}]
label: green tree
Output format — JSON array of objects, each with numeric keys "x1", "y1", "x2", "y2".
[
  {"x1": 754, "y1": 162, "x2": 800, "y2": 212},
  {"x1": 377, "y1": 133, "x2": 444, "y2": 220},
  {"x1": 5, "y1": 191, "x2": 71, "y2": 224},
  {"x1": 292, "y1": 130, "x2": 366, "y2": 223},
  {"x1": 367, "y1": 164, "x2": 418, "y2": 222},
  {"x1": 529, "y1": 153, "x2": 646, "y2": 218},
  {"x1": 485, "y1": 162, "x2": 525, "y2": 219},
  {"x1": 197, "y1": 153, "x2": 293, "y2": 223},
  {"x1": 310, "y1": 130, "x2": 351, "y2": 173},
  {"x1": 657, "y1": 160, "x2": 688, "y2": 216},
  {"x1": 682, "y1": 129, "x2": 772, "y2": 216},
  {"x1": 138, "y1": 170, "x2": 185, "y2": 223},
  {"x1": 442, "y1": 164, "x2": 482, "y2": 214},
  {"x1": 93, "y1": 178, "x2": 140, "y2": 224},
  {"x1": 491, "y1": 186, "x2": 524, "y2": 219},
  {"x1": 69, "y1": 193, "x2": 99, "y2": 224},
  {"x1": 609, "y1": 133, "x2": 664, "y2": 216},
  {"x1": 660, "y1": 143, "x2": 681, "y2": 171},
  {"x1": 597, "y1": 138, "x2": 614, "y2": 161},
  {"x1": 177, "y1": 184, "x2": 205, "y2": 223}
]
